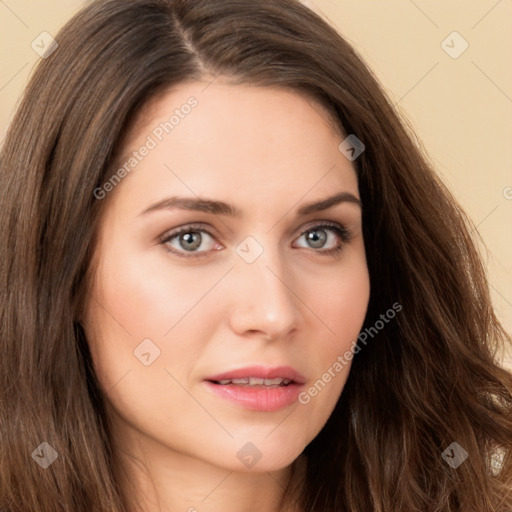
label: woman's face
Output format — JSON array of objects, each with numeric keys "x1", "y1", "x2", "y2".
[{"x1": 84, "y1": 81, "x2": 370, "y2": 473}]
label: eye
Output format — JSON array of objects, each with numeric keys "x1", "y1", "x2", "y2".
[
  {"x1": 160, "y1": 221, "x2": 352, "y2": 258},
  {"x1": 160, "y1": 224, "x2": 221, "y2": 257},
  {"x1": 293, "y1": 222, "x2": 352, "y2": 255}
]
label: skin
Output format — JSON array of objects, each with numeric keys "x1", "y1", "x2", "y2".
[{"x1": 83, "y1": 80, "x2": 370, "y2": 512}]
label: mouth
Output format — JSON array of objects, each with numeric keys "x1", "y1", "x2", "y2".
[
  {"x1": 203, "y1": 365, "x2": 306, "y2": 412},
  {"x1": 208, "y1": 377, "x2": 294, "y2": 388}
]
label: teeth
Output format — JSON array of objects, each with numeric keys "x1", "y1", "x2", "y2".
[
  {"x1": 230, "y1": 378, "x2": 250, "y2": 385},
  {"x1": 215, "y1": 377, "x2": 292, "y2": 386}
]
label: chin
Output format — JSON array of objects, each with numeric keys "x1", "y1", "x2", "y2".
[{"x1": 222, "y1": 438, "x2": 308, "y2": 474}]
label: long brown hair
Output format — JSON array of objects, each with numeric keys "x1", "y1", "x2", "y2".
[{"x1": 1, "y1": 1, "x2": 511, "y2": 510}]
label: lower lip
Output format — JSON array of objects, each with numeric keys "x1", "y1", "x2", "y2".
[{"x1": 204, "y1": 381, "x2": 304, "y2": 412}]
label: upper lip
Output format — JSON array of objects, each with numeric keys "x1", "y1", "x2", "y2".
[{"x1": 205, "y1": 365, "x2": 306, "y2": 384}]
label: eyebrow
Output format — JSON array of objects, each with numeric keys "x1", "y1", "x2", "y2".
[{"x1": 139, "y1": 191, "x2": 362, "y2": 217}]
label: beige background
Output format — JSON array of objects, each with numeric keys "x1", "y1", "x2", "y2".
[{"x1": 1, "y1": 1, "x2": 511, "y2": 365}]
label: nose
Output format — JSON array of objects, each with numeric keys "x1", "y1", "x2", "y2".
[{"x1": 227, "y1": 245, "x2": 301, "y2": 341}]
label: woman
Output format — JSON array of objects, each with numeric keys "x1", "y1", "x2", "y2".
[{"x1": 1, "y1": 0, "x2": 510, "y2": 511}]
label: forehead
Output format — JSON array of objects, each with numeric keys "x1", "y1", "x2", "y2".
[
  {"x1": 105, "y1": 80, "x2": 358, "y2": 216},
  {"x1": 129, "y1": 79, "x2": 343, "y2": 142}
]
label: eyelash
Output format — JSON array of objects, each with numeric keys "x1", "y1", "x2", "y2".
[{"x1": 159, "y1": 221, "x2": 353, "y2": 259}]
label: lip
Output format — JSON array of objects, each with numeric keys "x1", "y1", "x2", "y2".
[
  {"x1": 205, "y1": 365, "x2": 306, "y2": 384},
  {"x1": 204, "y1": 365, "x2": 307, "y2": 412}
]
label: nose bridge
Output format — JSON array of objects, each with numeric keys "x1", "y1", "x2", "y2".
[{"x1": 228, "y1": 237, "x2": 300, "y2": 337}]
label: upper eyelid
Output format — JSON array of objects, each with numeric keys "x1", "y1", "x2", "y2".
[
  {"x1": 160, "y1": 222, "x2": 216, "y2": 241},
  {"x1": 297, "y1": 220, "x2": 346, "y2": 234}
]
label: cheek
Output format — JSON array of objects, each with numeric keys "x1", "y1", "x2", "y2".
[
  {"x1": 294, "y1": 249, "x2": 369, "y2": 416},
  {"x1": 314, "y1": 270, "x2": 369, "y2": 330},
  {"x1": 83, "y1": 242, "x2": 233, "y2": 399},
  {"x1": 303, "y1": 249, "x2": 370, "y2": 351},
  {"x1": 93, "y1": 241, "x2": 231, "y2": 338},
  {"x1": 82, "y1": 257, "x2": 213, "y2": 436}
]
